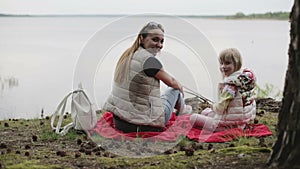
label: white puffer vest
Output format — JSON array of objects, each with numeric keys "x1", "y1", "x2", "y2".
[
  {"x1": 103, "y1": 48, "x2": 165, "y2": 127},
  {"x1": 191, "y1": 69, "x2": 256, "y2": 129}
]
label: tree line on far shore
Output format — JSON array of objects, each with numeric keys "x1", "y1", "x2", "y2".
[
  {"x1": 0, "y1": 11, "x2": 290, "y2": 20},
  {"x1": 227, "y1": 11, "x2": 289, "y2": 20}
]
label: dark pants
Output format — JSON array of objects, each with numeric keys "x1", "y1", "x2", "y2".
[{"x1": 113, "y1": 115, "x2": 163, "y2": 133}]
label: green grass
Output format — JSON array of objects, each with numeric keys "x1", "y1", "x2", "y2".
[
  {"x1": 5, "y1": 160, "x2": 64, "y2": 169},
  {"x1": 255, "y1": 83, "x2": 283, "y2": 100},
  {"x1": 40, "y1": 131, "x2": 60, "y2": 141},
  {"x1": 217, "y1": 146, "x2": 271, "y2": 154}
]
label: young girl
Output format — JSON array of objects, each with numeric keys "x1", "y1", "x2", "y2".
[{"x1": 190, "y1": 48, "x2": 256, "y2": 131}]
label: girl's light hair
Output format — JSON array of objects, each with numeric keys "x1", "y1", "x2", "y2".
[
  {"x1": 114, "y1": 22, "x2": 164, "y2": 84},
  {"x1": 219, "y1": 48, "x2": 242, "y2": 72}
]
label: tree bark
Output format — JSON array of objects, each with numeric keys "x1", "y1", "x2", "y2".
[{"x1": 267, "y1": 0, "x2": 300, "y2": 168}]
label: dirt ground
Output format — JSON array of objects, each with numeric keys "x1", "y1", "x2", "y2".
[{"x1": 0, "y1": 98, "x2": 281, "y2": 169}]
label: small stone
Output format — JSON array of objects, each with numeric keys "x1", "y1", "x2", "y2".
[
  {"x1": 87, "y1": 141, "x2": 97, "y2": 148},
  {"x1": 25, "y1": 145, "x2": 31, "y2": 149},
  {"x1": 0, "y1": 143, "x2": 7, "y2": 149},
  {"x1": 77, "y1": 139, "x2": 82, "y2": 145},
  {"x1": 85, "y1": 150, "x2": 92, "y2": 155},
  {"x1": 103, "y1": 152, "x2": 110, "y2": 157},
  {"x1": 24, "y1": 151, "x2": 30, "y2": 156},
  {"x1": 259, "y1": 137, "x2": 265, "y2": 144},
  {"x1": 192, "y1": 142, "x2": 203, "y2": 150},
  {"x1": 179, "y1": 145, "x2": 186, "y2": 151},
  {"x1": 260, "y1": 143, "x2": 268, "y2": 147},
  {"x1": 207, "y1": 144, "x2": 213, "y2": 150},
  {"x1": 92, "y1": 147, "x2": 102, "y2": 152},
  {"x1": 257, "y1": 110, "x2": 265, "y2": 116},
  {"x1": 56, "y1": 151, "x2": 67, "y2": 157},
  {"x1": 209, "y1": 148, "x2": 215, "y2": 153},
  {"x1": 101, "y1": 145, "x2": 107, "y2": 150},
  {"x1": 110, "y1": 153, "x2": 117, "y2": 158},
  {"x1": 79, "y1": 148, "x2": 85, "y2": 153},
  {"x1": 238, "y1": 153, "x2": 246, "y2": 158},
  {"x1": 228, "y1": 144, "x2": 235, "y2": 147},
  {"x1": 185, "y1": 148, "x2": 194, "y2": 156},
  {"x1": 6, "y1": 148, "x2": 11, "y2": 153},
  {"x1": 164, "y1": 149, "x2": 173, "y2": 154},
  {"x1": 32, "y1": 135, "x2": 38, "y2": 142},
  {"x1": 75, "y1": 152, "x2": 81, "y2": 158}
]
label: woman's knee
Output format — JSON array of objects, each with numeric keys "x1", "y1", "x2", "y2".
[{"x1": 164, "y1": 87, "x2": 180, "y2": 96}]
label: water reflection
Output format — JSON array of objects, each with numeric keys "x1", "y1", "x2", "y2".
[{"x1": 0, "y1": 76, "x2": 19, "y2": 92}]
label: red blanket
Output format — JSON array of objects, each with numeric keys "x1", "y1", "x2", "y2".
[{"x1": 90, "y1": 112, "x2": 273, "y2": 142}]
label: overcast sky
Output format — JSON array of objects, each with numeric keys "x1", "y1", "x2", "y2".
[{"x1": 0, "y1": 0, "x2": 293, "y2": 15}]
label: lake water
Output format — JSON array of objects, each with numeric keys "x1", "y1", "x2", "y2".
[{"x1": 0, "y1": 16, "x2": 290, "y2": 120}]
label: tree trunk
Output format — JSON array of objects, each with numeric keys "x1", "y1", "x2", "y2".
[{"x1": 267, "y1": 0, "x2": 300, "y2": 168}]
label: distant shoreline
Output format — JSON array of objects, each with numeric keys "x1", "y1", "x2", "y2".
[
  {"x1": 0, "y1": 12, "x2": 289, "y2": 20},
  {"x1": 0, "y1": 13, "x2": 231, "y2": 18}
]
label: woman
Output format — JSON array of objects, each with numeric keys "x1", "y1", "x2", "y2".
[{"x1": 103, "y1": 21, "x2": 192, "y2": 133}]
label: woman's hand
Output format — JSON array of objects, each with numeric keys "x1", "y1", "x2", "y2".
[
  {"x1": 178, "y1": 83, "x2": 184, "y2": 97},
  {"x1": 155, "y1": 68, "x2": 183, "y2": 95}
]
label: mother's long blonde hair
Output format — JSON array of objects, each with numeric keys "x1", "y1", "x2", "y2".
[{"x1": 114, "y1": 22, "x2": 164, "y2": 84}]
